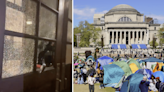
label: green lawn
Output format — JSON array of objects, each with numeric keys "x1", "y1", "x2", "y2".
[{"x1": 74, "y1": 83, "x2": 116, "y2": 92}]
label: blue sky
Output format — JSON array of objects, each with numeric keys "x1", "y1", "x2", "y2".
[{"x1": 74, "y1": 0, "x2": 164, "y2": 28}]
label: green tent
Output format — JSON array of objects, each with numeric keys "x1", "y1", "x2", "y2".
[
  {"x1": 76, "y1": 58, "x2": 85, "y2": 63},
  {"x1": 112, "y1": 61, "x2": 132, "y2": 76},
  {"x1": 128, "y1": 59, "x2": 141, "y2": 69}
]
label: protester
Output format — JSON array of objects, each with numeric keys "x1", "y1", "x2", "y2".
[
  {"x1": 159, "y1": 82, "x2": 164, "y2": 92},
  {"x1": 78, "y1": 75, "x2": 84, "y2": 84},
  {"x1": 149, "y1": 75, "x2": 158, "y2": 92},
  {"x1": 88, "y1": 73, "x2": 96, "y2": 92},
  {"x1": 139, "y1": 76, "x2": 150, "y2": 92},
  {"x1": 99, "y1": 74, "x2": 104, "y2": 89},
  {"x1": 74, "y1": 69, "x2": 78, "y2": 79},
  {"x1": 82, "y1": 67, "x2": 87, "y2": 83},
  {"x1": 156, "y1": 77, "x2": 162, "y2": 91}
]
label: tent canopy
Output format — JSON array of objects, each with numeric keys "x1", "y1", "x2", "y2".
[
  {"x1": 153, "y1": 71, "x2": 164, "y2": 83},
  {"x1": 97, "y1": 56, "x2": 114, "y2": 66},
  {"x1": 140, "y1": 57, "x2": 164, "y2": 63},
  {"x1": 120, "y1": 73, "x2": 144, "y2": 92},
  {"x1": 128, "y1": 59, "x2": 141, "y2": 69},
  {"x1": 103, "y1": 64, "x2": 125, "y2": 84},
  {"x1": 86, "y1": 55, "x2": 95, "y2": 62},
  {"x1": 112, "y1": 61, "x2": 132, "y2": 76},
  {"x1": 76, "y1": 58, "x2": 85, "y2": 63},
  {"x1": 135, "y1": 69, "x2": 153, "y2": 79},
  {"x1": 129, "y1": 63, "x2": 139, "y2": 73}
]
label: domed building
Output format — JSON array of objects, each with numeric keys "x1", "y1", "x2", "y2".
[{"x1": 92, "y1": 4, "x2": 160, "y2": 48}]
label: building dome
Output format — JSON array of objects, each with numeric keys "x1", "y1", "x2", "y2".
[{"x1": 105, "y1": 4, "x2": 139, "y2": 15}]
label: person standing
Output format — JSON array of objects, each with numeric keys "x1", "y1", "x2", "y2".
[
  {"x1": 156, "y1": 77, "x2": 162, "y2": 91},
  {"x1": 88, "y1": 73, "x2": 96, "y2": 92},
  {"x1": 149, "y1": 75, "x2": 158, "y2": 92},
  {"x1": 139, "y1": 76, "x2": 150, "y2": 92},
  {"x1": 82, "y1": 67, "x2": 87, "y2": 83}
]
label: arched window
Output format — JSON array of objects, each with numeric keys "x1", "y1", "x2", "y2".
[{"x1": 118, "y1": 17, "x2": 132, "y2": 22}]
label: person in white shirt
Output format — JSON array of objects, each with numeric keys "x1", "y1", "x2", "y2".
[
  {"x1": 88, "y1": 74, "x2": 96, "y2": 92},
  {"x1": 149, "y1": 75, "x2": 158, "y2": 92},
  {"x1": 82, "y1": 67, "x2": 87, "y2": 83}
]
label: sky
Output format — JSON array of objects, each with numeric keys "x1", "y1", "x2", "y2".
[{"x1": 73, "y1": 0, "x2": 164, "y2": 28}]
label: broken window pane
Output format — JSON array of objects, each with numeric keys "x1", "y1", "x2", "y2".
[{"x1": 2, "y1": 36, "x2": 34, "y2": 78}]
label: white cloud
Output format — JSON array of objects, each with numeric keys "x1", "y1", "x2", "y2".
[{"x1": 74, "y1": 7, "x2": 108, "y2": 19}]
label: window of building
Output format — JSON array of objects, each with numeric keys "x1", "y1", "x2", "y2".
[
  {"x1": 154, "y1": 27, "x2": 156, "y2": 30},
  {"x1": 118, "y1": 17, "x2": 132, "y2": 22}
]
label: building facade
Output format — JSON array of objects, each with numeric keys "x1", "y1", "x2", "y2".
[{"x1": 92, "y1": 4, "x2": 160, "y2": 47}]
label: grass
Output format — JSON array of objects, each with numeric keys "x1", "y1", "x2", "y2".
[{"x1": 74, "y1": 83, "x2": 116, "y2": 92}]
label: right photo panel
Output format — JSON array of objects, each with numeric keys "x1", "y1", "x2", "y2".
[{"x1": 73, "y1": 0, "x2": 164, "y2": 92}]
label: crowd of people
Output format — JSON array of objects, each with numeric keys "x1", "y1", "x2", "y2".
[
  {"x1": 74, "y1": 53, "x2": 164, "y2": 92},
  {"x1": 139, "y1": 75, "x2": 164, "y2": 92},
  {"x1": 74, "y1": 61, "x2": 105, "y2": 91}
]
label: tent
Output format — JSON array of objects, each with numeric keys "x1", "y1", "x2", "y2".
[
  {"x1": 128, "y1": 59, "x2": 141, "y2": 73},
  {"x1": 153, "y1": 62, "x2": 164, "y2": 73},
  {"x1": 120, "y1": 73, "x2": 144, "y2": 92},
  {"x1": 112, "y1": 61, "x2": 132, "y2": 76},
  {"x1": 86, "y1": 55, "x2": 95, "y2": 62},
  {"x1": 103, "y1": 64, "x2": 125, "y2": 84},
  {"x1": 86, "y1": 55, "x2": 95, "y2": 65},
  {"x1": 96, "y1": 56, "x2": 114, "y2": 70},
  {"x1": 153, "y1": 71, "x2": 164, "y2": 83},
  {"x1": 76, "y1": 58, "x2": 85, "y2": 63},
  {"x1": 129, "y1": 63, "x2": 139, "y2": 73},
  {"x1": 140, "y1": 57, "x2": 164, "y2": 63},
  {"x1": 135, "y1": 69, "x2": 153, "y2": 79}
]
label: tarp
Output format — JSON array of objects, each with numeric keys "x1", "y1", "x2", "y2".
[
  {"x1": 135, "y1": 69, "x2": 153, "y2": 79},
  {"x1": 120, "y1": 73, "x2": 144, "y2": 92},
  {"x1": 112, "y1": 61, "x2": 132, "y2": 76},
  {"x1": 153, "y1": 62, "x2": 164, "y2": 73},
  {"x1": 129, "y1": 63, "x2": 139, "y2": 73},
  {"x1": 153, "y1": 71, "x2": 164, "y2": 83},
  {"x1": 103, "y1": 64, "x2": 125, "y2": 84},
  {"x1": 140, "y1": 57, "x2": 164, "y2": 63},
  {"x1": 96, "y1": 56, "x2": 114, "y2": 70}
]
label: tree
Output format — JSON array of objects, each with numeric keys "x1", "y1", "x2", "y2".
[
  {"x1": 74, "y1": 20, "x2": 101, "y2": 47},
  {"x1": 149, "y1": 40, "x2": 158, "y2": 48},
  {"x1": 157, "y1": 28, "x2": 164, "y2": 48}
]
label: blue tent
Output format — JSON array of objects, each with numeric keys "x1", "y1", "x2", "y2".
[
  {"x1": 153, "y1": 71, "x2": 164, "y2": 83},
  {"x1": 86, "y1": 55, "x2": 95, "y2": 62},
  {"x1": 135, "y1": 69, "x2": 153, "y2": 79},
  {"x1": 139, "y1": 57, "x2": 164, "y2": 63},
  {"x1": 96, "y1": 56, "x2": 114, "y2": 70},
  {"x1": 103, "y1": 64, "x2": 125, "y2": 84},
  {"x1": 120, "y1": 73, "x2": 144, "y2": 92}
]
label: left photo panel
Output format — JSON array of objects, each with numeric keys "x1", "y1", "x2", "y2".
[{"x1": 0, "y1": 0, "x2": 72, "y2": 92}]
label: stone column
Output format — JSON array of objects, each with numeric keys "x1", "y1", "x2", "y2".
[
  {"x1": 140, "y1": 31, "x2": 143, "y2": 44},
  {"x1": 112, "y1": 31, "x2": 114, "y2": 44},
  {"x1": 133, "y1": 31, "x2": 135, "y2": 44},
  {"x1": 129, "y1": 31, "x2": 131, "y2": 45},
  {"x1": 147, "y1": 30, "x2": 149, "y2": 44},
  {"x1": 109, "y1": 31, "x2": 110, "y2": 44},
  {"x1": 144, "y1": 31, "x2": 146, "y2": 44},
  {"x1": 116, "y1": 31, "x2": 118, "y2": 44},
  {"x1": 120, "y1": 31, "x2": 122, "y2": 44},
  {"x1": 136, "y1": 31, "x2": 138, "y2": 44},
  {"x1": 124, "y1": 31, "x2": 126, "y2": 44}
]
